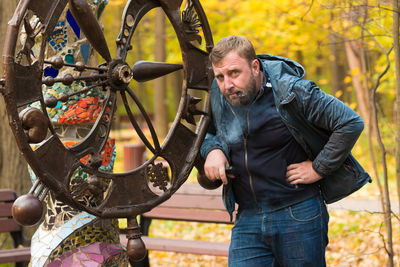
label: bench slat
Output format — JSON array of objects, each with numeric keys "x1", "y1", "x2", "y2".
[
  {"x1": 0, "y1": 219, "x2": 21, "y2": 233},
  {"x1": 143, "y1": 207, "x2": 233, "y2": 224},
  {"x1": 0, "y1": 190, "x2": 16, "y2": 202},
  {"x1": 120, "y1": 235, "x2": 229, "y2": 257},
  {"x1": 158, "y1": 194, "x2": 225, "y2": 210},
  {"x1": 0, "y1": 247, "x2": 30, "y2": 263},
  {"x1": 173, "y1": 184, "x2": 222, "y2": 196},
  {"x1": 0, "y1": 203, "x2": 13, "y2": 217}
]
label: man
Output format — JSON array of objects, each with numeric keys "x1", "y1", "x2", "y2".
[{"x1": 200, "y1": 36, "x2": 371, "y2": 266}]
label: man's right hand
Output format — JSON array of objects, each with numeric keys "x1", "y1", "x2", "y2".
[{"x1": 204, "y1": 149, "x2": 230, "y2": 185}]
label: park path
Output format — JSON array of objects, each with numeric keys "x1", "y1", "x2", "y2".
[
  {"x1": 180, "y1": 183, "x2": 399, "y2": 214},
  {"x1": 328, "y1": 198, "x2": 399, "y2": 213}
]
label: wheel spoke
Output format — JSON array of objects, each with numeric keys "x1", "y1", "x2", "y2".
[
  {"x1": 44, "y1": 59, "x2": 108, "y2": 72},
  {"x1": 126, "y1": 87, "x2": 161, "y2": 152},
  {"x1": 120, "y1": 90, "x2": 157, "y2": 154},
  {"x1": 42, "y1": 73, "x2": 107, "y2": 86},
  {"x1": 69, "y1": 0, "x2": 112, "y2": 62},
  {"x1": 131, "y1": 61, "x2": 182, "y2": 82}
]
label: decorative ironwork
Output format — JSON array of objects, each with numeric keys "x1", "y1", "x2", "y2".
[
  {"x1": 147, "y1": 162, "x2": 170, "y2": 192},
  {"x1": 182, "y1": 0, "x2": 203, "y2": 44},
  {"x1": 2, "y1": 0, "x2": 214, "y2": 261}
]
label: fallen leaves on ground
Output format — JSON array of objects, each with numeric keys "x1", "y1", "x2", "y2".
[{"x1": 145, "y1": 211, "x2": 399, "y2": 266}]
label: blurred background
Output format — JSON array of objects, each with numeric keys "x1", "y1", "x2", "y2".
[{"x1": 1, "y1": 0, "x2": 400, "y2": 266}]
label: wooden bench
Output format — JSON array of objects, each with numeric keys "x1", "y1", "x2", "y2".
[
  {"x1": 0, "y1": 189, "x2": 30, "y2": 266},
  {"x1": 120, "y1": 183, "x2": 233, "y2": 265}
]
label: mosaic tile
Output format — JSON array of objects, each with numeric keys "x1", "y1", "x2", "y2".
[
  {"x1": 48, "y1": 21, "x2": 68, "y2": 52},
  {"x1": 44, "y1": 66, "x2": 59, "y2": 78},
  {"x1": 80, "y1": 44, "x2": 90, "y2": 64},
  {"x1": 67, "y1": 9, "x2": 81, "y2": 38},
  {"x1": 87, "y1": 253, "x2": 104, "y2": 263},
  {"x1": 65, "y1": 53, "x2": 75, "y2": 64}
]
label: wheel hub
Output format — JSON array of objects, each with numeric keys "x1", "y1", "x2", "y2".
[{"x1": 109, "y1": 60, "x2": 133, "y2": 89}]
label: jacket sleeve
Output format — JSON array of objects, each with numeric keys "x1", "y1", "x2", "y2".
[
  {"x1": 293, "y1": 80, "x2": 364, "y2": 177},
  {"x1": 200, "y1": 117, "x2": 229, "y2": 159},
  {"x1": 200, "y1": 81, "x2": 230, "y2": 160}
]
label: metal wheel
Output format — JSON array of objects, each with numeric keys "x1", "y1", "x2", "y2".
[{"x1": 2, "y1": 0, "x2": 212, "y2": 222}]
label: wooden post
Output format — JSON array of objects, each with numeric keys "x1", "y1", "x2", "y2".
[{"x1": 123, "y1": 143, "x2": 146, "y2": 171}]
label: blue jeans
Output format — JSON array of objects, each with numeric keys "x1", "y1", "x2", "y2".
[{"x1": 229, "y1": 195, "x2": 329, "y2": 267}]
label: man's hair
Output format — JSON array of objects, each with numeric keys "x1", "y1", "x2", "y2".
[{"x1": 209, "y1": 36, "x2": 257, "y2": 65}]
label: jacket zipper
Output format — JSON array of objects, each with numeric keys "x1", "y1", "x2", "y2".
[
  {"x1": 244, "y1": 130, "x2": 258, "y2": 203},
  {"x1": 227, "y1": 92, "x2": 264, "y2": 204}
]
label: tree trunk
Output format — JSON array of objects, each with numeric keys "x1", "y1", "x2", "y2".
[
  {"x1": 0, "y1": 0, "x2": 31, "y2": 195},
  {"x1": 393, "y1": 0, "x2": 400, "y2": 219},
  {"x1": 328, "y1": 12, "x2": 345, "y2": 99},
  {"x1": 344, "y1": 40, "x2": 369, "y2": 123},
  {"x1": 154, "y1": 8, "x2": 168, "y2": 138},
  {"x1": 135, "y1": 27, "x2": 147, "y2": 127}
]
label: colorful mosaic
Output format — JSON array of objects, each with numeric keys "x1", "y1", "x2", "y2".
[
  {"x1": 46, "y1": 219, "x2": 127, "y2": 266},
  {"x1": 64, "y1": 139, "x2": 116, "y2": 172},
  {"x1": 48, "y1": 242, "x2": 127, "y2": 267},
  {"x1": 48, "y1": 21, "x2": 68, "y2": 52},
  {"x1": 27, "y1": 1, "x2": 129, "y2": 266}
]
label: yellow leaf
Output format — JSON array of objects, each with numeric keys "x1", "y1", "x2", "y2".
[
  {"x1": 344, "y1": 76, "x2": 352, "y2": 83},
  {"x1": 349, "y1": 102, "x2": 357, "y2": 110},
  {"x1": 318, "y1": 79, "x2": 329, "y2": 85},
  {"x1": 335, "y1": 90, "x2": 343, "y2": 98},
  {"x1": 350, "y1": 68, "x2": 360, "y2": 76}
]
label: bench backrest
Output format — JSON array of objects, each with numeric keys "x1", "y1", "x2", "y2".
[
  {"x1": 142, "y1": 184, "x2": 234, "y2": 224},
  {"x1": 0, "y1": 189, "x2": 22, "y2": 234}
]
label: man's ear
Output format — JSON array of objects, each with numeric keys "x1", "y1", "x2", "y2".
[{"x1": 251, "y1": 59, "x2": 260, "y2": 74}]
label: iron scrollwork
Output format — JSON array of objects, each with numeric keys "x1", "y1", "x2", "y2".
[{"x1": 2, "y1": 0, "x2": 213, "y2": 261}]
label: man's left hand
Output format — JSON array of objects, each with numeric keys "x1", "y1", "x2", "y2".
[{"x1": 286, "y1": 160, "x2": 322, "y2": 185}]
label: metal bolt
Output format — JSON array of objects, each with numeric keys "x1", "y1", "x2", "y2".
[
  {"x1": 75, "y1": 61, "x2": 86, "y2": 72},
  {"x1": 62, "y1": 74, "x2": 74, "y2": 85},
  {"x1": 52, "y1": 57, "x2": 64, "y2": 69}
]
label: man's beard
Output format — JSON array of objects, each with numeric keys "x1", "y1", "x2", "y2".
[{"x1": 225, "y1": 73, "x2": 257, "y2": 106}]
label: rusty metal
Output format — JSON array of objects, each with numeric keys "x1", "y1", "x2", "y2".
[
  {"x1": 125, "y1": 217, "x2": 147, "y2": 261},
  {"x1": 69, "y1": 0, "x2": 112, "y2": 62},
  {"x1": 2, "y1": 0, "x2": 213, "y2": 259},
  {"x1": 0, "y1": 79, "x2": 4, "y2": 95},
  {"x1": 131, "y1": 61, "x2": 183, "y2": 82},
  {"x1": 11, "y1": 194, "x2": 44, "y2": 226},
  {"x1": 19, "y1": 107, "x2": 48, "y2": 143}
]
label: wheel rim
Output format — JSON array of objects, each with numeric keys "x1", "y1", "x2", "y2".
[{"x1": 2, "y1": 0, "x2": 213, "y2": 218}]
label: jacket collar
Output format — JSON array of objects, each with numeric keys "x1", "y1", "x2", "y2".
[{"x1": 257, "y1": 54, "x2": 305, "y2": 105}]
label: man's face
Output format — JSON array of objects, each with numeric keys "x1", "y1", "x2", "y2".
[{"x1": 212, "y1": 51, "x2": 259, "y2": 106}]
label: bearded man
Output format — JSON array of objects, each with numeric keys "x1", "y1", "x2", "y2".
[{"x1": 200, "y1": 35, "x2": 370, "y2": 266}]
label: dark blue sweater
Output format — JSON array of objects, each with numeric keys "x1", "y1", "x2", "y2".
[{"x1": 226, "y1": 75, "x2": 319, "y2": 211}]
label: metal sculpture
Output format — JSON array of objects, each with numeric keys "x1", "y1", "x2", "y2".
[{"x1": 1, "y1": 0, "x2": 214, "y2": 262}]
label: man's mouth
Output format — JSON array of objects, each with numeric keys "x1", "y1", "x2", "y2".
[{"x1": 230, "y1": 91, "x2": 246, "y2": 98}]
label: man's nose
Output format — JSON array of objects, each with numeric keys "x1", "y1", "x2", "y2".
[{"x1": 223, "y1": 76, "x2": 233, "y2": 91}]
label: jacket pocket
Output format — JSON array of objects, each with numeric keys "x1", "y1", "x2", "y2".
[{"x1": 319, "y1": 154, "x2": 371, "y2": 204}]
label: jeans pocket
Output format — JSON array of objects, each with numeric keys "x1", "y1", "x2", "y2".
[{"x1": 288, "y1": 197, "x2": 322, "y2": 222}]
